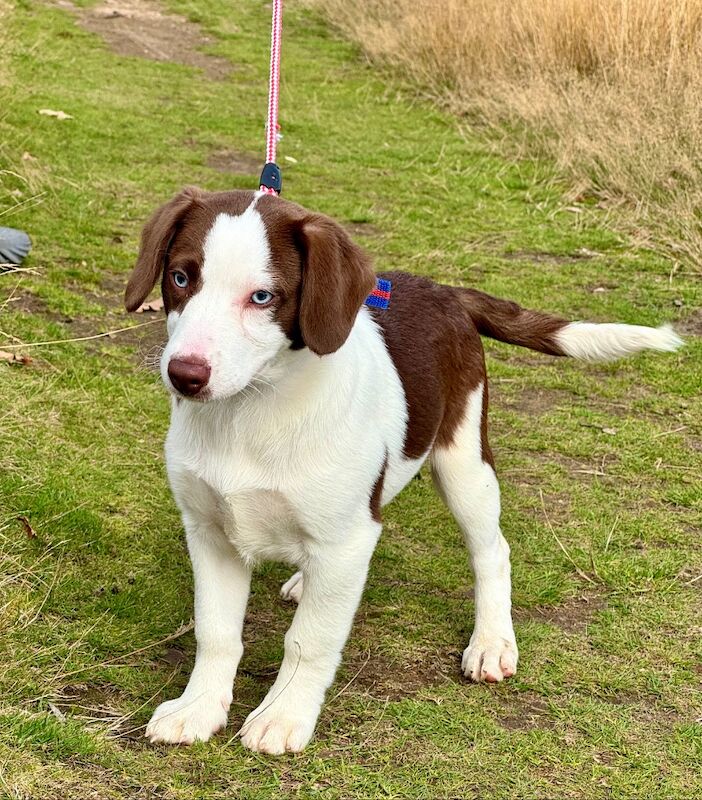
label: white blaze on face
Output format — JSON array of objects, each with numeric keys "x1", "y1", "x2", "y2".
[{"x1": 162, "y1": 205, "x2": 290, "y2": 399}]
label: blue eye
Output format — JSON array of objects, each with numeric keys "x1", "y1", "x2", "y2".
[
  {"x1": 172, "y1": 271, "x2": 189, "y2": 289},
  {"x1": 250, "y1": 290, "x2": 274, "y2": 306}
]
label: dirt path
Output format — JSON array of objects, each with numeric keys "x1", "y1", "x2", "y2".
[{"x1": 55, "y1": 0, "x2": 233, "y2": 78}]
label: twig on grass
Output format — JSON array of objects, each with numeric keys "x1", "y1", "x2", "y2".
[
  {"x1": 360, "y1": 695, "x2": 390, "y2": 749},
  {"x1": 603, "y1": 516, "x2": 619, "y2": 555},
  {"x1": 0, "y1": 192, "x2": 46, "y2": 217},
  {"x1": 0, "y1": 265, "x2": 40, "y2": 275},
  {"x1": 539, "y1": 489, "x2": 597, "y2": 585},
  {"x1": 0, "y1": 318, "x2": 163, "y2": 350},
  {"x1": 107, "y1": 668, "x2": 182, "y2": 737},
  {"x1": 328, "y1": 649, "x2": 372, "y2": 704},
  {"x1": 0, "y1": 279, "x2": 22, "y2": 313},
  {"x1": 651, "y1": 426, "x2": 687, "y2": 439},
  {"x1": 59, "y1": 619, "x2": 194, "y2": 680},
  {"x1": 20, "y1": 550, "x2": 64, "y2": 629}
]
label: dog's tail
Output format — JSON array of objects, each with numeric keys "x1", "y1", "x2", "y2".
[{"x1": 458, "y1": 288, "x2": 683, "y2": 362}]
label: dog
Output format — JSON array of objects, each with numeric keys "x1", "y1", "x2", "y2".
[{"x1": 125, "y1": 187, "x2": 682, "y2": 754}]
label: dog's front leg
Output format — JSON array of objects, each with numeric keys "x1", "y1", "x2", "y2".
[
  {"x1": 146, "y1": 515, "x2": 251, "y2": 744},
  {"x1": 240, "y1": 515, "x2": 381, "y2": 754}
]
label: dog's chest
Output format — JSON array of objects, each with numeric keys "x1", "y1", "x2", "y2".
[
  {"x1": 168, "y1": 412, "x2": 313, "y2": 565},
  {"x1": 220, "y1": 488, "x2": 307, "y2": 565}
]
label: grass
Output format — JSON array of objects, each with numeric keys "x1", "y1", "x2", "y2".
[
  {"x1": 305, "y1": 0, "x2": 702, "y2": 273},
  {"x1": 1, "y1": 0, "x2": 701, "y2": 797}
]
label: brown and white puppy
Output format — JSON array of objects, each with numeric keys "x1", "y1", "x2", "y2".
[{"x1": 125, "y1": 187, "x2": 681, "y2": 754}]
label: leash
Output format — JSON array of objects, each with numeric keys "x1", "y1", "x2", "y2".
[
  {"x1": 257, "y1": 0, "x2": 390, "y2": 310},
  {"x1": 259, "y1": 0, "x2": 283, "y2": 195}
]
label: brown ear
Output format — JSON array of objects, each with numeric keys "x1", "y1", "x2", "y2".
[
  {"x1": 296, "y1": 215, "x2": 376, "y2": 355},
  {"x1": 124, "y1": 186, "x2": 203, "y2": 312}
]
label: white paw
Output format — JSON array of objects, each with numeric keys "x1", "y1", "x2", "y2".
[
  {"x1": 280, "y1": 571, "x2": 304, "y2": 604},
  {"x1": 462, "y1": 633, "x2": 518, "y2": 683},
  {"x1": 146, "y1": 691, "x2": 230, "y2": 745},
  {"x1": 239, "y1": 698, "x2": 318, "y2": 754}
]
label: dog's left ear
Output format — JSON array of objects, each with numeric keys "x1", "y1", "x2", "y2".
[
  {"x1": 125, "y1": 186, "x2": 203, "y2": 312},
  {"x1": 296, "y1": 214, "x2": 376, "y2": 355}
]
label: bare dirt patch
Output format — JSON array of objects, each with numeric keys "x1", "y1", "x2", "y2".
[
  {"x1": 56, "y1": 0, "x2": 233, "y2": 80},
  {"x1": 677, "y1": 308, "x2": 702, "y2": 337},
  {"x1": 495, "y1": 385, "x2": 577, "y2": 418},
  {"x1": 207, "y1": 150, "x2": 262, "y2": 176},
  {"x1": 497, "y1": 692, "x2": 556, "y2": 731},
  {"x1": 343, "y1": 221, "x2": 382, "y2": 239},
  {"x1": 502, "y1": 449, "x2": 619, "y2": 490},
  {"x1": 503, "y1": 248, "x2": 598, "y2": 264},
  {"x1": 8, "y1": 291, "x2": 52, "y2": 318},
  {"x1": 514, "y1": 591, "x2": 606, "y2": 634},
  {"x1": 342, "y1": 643, "x2": 460, "y2": 699}
]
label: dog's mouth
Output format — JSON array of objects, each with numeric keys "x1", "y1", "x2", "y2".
[{"x1": 171, "y1": 387, "x2": 212, "y2": 403}]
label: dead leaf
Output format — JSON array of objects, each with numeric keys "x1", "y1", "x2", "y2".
[
  {"x1": 38, "y1": 108, "x2": 73, "y2": 120},
  {"x1": 0, "y1": 350, "x2": 32, "y2": 365},
  {"x1": 135, "y1": 297, "x2": 164, "y2": 313},
  {"x1": 17, "y1": 515, "x2": 37, "y2": 539}
]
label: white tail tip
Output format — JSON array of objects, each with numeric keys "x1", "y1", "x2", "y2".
[{"x1": 555, "y1": 322, "x2": 684, "y2": 362}]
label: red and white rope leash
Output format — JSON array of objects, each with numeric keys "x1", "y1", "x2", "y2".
[
  {"x1": 255, "y1": 0, "x2": 392, "y2": 308},
  {"x1": 259, "y1": 0, "x2": 283, "y2": 195}
]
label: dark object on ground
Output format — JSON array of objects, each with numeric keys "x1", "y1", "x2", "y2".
[{"x1": 0, "y1": 227, "x2": 32, "y2": 267}]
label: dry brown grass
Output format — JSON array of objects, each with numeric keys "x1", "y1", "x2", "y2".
[{"x1": 305, "y1": 0, "x2": 702, "y2": 269}]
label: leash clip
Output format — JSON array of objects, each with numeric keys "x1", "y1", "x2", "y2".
[{"x1": 259, "y1": 162, "x2": 282, "y2": 195}]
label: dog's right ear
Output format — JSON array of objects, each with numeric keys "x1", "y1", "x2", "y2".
[{"x1": 124, "y1": 186, "x2": 203, "y2": 312}]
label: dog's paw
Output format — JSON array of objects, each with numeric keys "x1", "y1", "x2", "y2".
[
  {"x1": 280, "y1": 571, "x2": 304, "y2": 603},
  {"x1": 462, "y1": 633, "x2": 518, "y2": 683},
  {"x1": 146, "y1": 692, "x2": 230, "y2": 745},
  {"x1": 239, "y1": 699, "x2": 318, "y2": 754}
]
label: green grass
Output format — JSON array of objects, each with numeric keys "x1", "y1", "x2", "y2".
[{"x1": 1, "y1": 0, "x2": 700, "y2": 797}]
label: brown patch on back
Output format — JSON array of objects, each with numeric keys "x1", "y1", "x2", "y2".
[
  {"x1": 59, "y1": 0, "x2": 233, "y2": 80},
  {"x1": 373, "y1": 272, "x2": 487, "y2": 460}
]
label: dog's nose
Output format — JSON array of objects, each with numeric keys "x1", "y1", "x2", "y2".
[{"x1": 167, "y1": 357, "x2": 211, "y2": 397}]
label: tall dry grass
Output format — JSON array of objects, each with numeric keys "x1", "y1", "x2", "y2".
[{"x1": 306, "y1": 0, "x2": 702, "y2": 270}]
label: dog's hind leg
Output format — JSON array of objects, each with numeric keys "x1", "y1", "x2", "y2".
[
  {"x1": 431, "y1": 381, "x2": 518, "y2": 683},
  {"x1": 280, "y1": 570, "x2": 304, "y2": 603}
]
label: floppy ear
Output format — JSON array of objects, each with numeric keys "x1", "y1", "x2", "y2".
[
  {"x1": 296, "y1": 214, "x2": 376, "y2": 355},
  {"x1": 124, "y1": 186, "x2": 203, "y2": 312}
]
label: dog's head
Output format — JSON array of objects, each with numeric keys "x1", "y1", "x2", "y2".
[{"x1": 125, "y1": 188, "x2": 376, "y2": 401}]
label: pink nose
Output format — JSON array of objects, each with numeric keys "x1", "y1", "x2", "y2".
[{"x1": 167, "y1": 357, "x2": 211, "y2": 397}]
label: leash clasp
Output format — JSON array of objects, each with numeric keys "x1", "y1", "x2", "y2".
[{"x1": 259, "y1": 162, "x2": 282, "y2": 195}]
